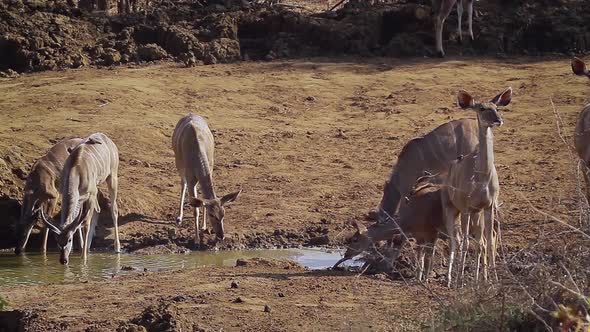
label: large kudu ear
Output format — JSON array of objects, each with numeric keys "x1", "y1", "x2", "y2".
[
  {"x1": 457, "y1": 90, "x2": 476, "y2": 109},
  {"x1": 220, "y1": 189, "x2": 242, "y2": 206},
  {"x1": 490, "y1": 87, "x2": 512, "y2": 107},
  {"x1": 40, "y1": 209, "x2": 62, "y2": 235},
  {"x1": 572, "y1": 57, "x2": 589, "y2": 77}
]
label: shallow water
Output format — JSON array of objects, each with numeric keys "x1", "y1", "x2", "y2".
[{"x1": 0, "y1": 248, "x2": 353, "y2": 286}]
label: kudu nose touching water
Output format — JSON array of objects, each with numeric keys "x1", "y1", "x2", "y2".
[
  {"x1": 41, "y1": 133, "x2": 120, "y2": 265},
  {"x1": 571, "y1": 57, "x2": 590, "y2": 204},
  {"x1": 15, "y1": 138, "x2": 84, "y2": 255},
  {"x1": 339, "y1": 88, "x2": 510, "y2": 286},
  {"x1": 172, "y1": 114, "x2": 241, "y2": 246},
  {"x1": 334, "y1": 179, "x2": 445, "y2": 282}
]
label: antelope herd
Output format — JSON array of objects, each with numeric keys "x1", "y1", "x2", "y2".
[{"x1": 10, "y1": 57, "x2": 590, "y2": 287}]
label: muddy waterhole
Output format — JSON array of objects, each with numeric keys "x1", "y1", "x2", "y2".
[{"x1": 0, "y1": 248, "x2": 355, "y2": 286}]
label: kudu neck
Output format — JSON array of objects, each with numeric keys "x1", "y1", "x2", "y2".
[{"x1": 476, "y1": 119, "x2": 495, "y2": 178}]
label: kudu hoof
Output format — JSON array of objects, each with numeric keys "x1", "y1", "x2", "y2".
[
  {"x1": 436, "y1": 51, "x2": 445, "y2": 58},
  {"x1": 175, "y1": 217, "x2": 183, "y2": 226}
]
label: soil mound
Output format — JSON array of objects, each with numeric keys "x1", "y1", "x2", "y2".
[{"x1": 1, "y1": 0, "x2": 589, "y2": 74}]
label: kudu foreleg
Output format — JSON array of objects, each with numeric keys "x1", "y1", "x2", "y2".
[
  {"x1": 107, "y1": 175, "x2": 121, "y2": 253},
  {"x1": 176, "y1": 178, "x2": 187, "y2": 225}
]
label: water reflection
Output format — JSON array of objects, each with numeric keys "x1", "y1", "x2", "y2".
[{"x1": 0, "y1": 248, "x2": 355, "y2": 286}]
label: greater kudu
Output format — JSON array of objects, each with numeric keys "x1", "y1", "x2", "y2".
[
  {"x1": 15, "y1": 138, "x2": 84, "y2": 254},
  {"x1": 377, "y1": 118, "x2": 479, "y2": 222},
  {"x1": 442, "y1": 87, "x2": 512, "y2": 287},
  {"x1": 334, "y1": 180, "x2": 445, "y2": 282},
  {"x1": 41, "y1": 133, "x2": 120, "y2": 265},
  {"x1": 434, "y1": 0, "x2": 475, "y2": 57},
  {"x1": 571, "y1": 57, "x2": 590, "y2": 204},
  {"x1": 172, "y1": 114, "x2": 241, "y2": 246}
]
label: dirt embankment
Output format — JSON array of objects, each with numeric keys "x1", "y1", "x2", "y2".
[{"x1": 1, "y1": 0, "x2": 589, "y2": 75}]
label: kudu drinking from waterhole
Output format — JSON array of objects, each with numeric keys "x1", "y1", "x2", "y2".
[
  {"x1": 41, "y1": 133, "x2": 120, "y2": 265},
  {"x1": 15, "y1": 138, "x2": 84, "y2": 255},
  {"x1": 334, "y1": 180, "x2": 446, "y2": 281},
  {"x1": 434, "y1": 0, "x2": 476, "y2": 57},
  {"x1": 376, "y1": 118, "x2": 479, "y2": 222},
  {"x1": 172, "y1": 114, "x2": 241, "y2": 246},
  {"x1": 571, "y1": 57, "x2": 590, "y2": 204},
  {"x1": 442, "y1": 87, "x2": 512, "y2": 287}
]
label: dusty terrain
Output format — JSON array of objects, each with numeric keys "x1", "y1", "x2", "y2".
[{"x1": 0, "y1": 57, "x2": 589, "y2": 330}]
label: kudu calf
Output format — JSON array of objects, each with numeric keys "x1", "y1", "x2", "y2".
[
  {"x1": 41, "y1": 133, "x2": 120, "y2": 265},
  {"x1": 442, "y1": 87, "x2": 512, "y2": 287},
  {"x1": 334, "y1": 181, "x2": 445, "y2": 282},
  {"x1": 172, "y1": 114, "x2": 241, "y2": 245},
  {"x1": 15, "y1": 138, "x2": 84, "y2": 254},
  {"x1": 434, "y1": 0, "x2": 476, "y2": 57},
  {"x1": 571, "y1": 57, "x2": 590, "y2": 204}
]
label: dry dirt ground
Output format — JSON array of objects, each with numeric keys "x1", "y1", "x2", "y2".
[{"x1": 0, "y1": 56, "x2": 588, "y2": 330}]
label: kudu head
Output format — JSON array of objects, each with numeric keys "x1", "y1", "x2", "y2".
[
  {"x1": 572, "y1": 57, "x2": 589, "y2": 78},
  {"x1": 333, "y1": 220, "x2": 372, "y2": 268},
  {"x1": 41, "y1": 197, "x2": 99, "y2": 265},
  {"x1": 457, "y1": 87, "x2": 512, "y2": 128},
  {"x1": 14, "y1": 186, "x2": 53, "y2": 255},
  {"x1": 189, "y1": 189, "x2": 242, "y2": 241}
]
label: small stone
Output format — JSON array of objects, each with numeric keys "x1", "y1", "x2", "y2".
[
  {"x1": 230, "y1": 281, "x2": 239, "y2": 289},
  {"x1": 264, "y1": 304, "x2": 271, "y2": 313},
  {"x1": 305, "y1": 96, "x2": 316, "y2": 102},
  {"x1": 277, "y1": 292, "x2": 285, "y2": 298},
  {"x1": 233, "y1": 297, "x2": 245, "y2": 303}
]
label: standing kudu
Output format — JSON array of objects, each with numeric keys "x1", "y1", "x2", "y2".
[
  {"x1": 571, "y1": 57, "x2": 590, "y2": 204},
  {"x1": 434, "y1": 0, "x2": 476, "y2": 57},
  {"x1": 377, "y1": 118, "x2": 479, "y2": 222},
  {"x1": 442, "y1": 87, "x2": 512, "y2": 287},
  {"x1": 172, "y1": 114, "x2": 241, "y2": 246},
  {"x1": 15, "y1": 138, "x2": 84, "y2": 254},
  {"x1": 41, "y1": 133, "x2": 120, "y2": 265}
]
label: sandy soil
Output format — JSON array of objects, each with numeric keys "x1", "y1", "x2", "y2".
[{"x1": 0, "y1": 56, "x2": 587, "y2": 330}]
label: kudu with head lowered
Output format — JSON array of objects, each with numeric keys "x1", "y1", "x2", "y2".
[
  {"x1": 41, "y1": 133, "x2": 120, "y2": 265},
  {"x1": 15, "y1": 138, "x2": 84, "y2": 254},
  {"x1": 442, "y1": 87, "x2": 512, "y2": 287},
  {"x1": 172, "y1": 114, "x2": 241, "y2": 246},
  {"x1": 571, "y1": 57, "x2": 590, "y2": 204},
  {"x1": 334, "y1": 180, "x2": 446, "y2": 281}
]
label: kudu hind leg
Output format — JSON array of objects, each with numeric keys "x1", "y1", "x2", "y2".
[
  {"x1": 582, "y1": 165, "x2": 590, "y2": 206},
  {"x1": 443, "y1": 204, "x2": 459, "y2": 287},
  {"x1": 456, "y1": 0, "x2": 463, "y2": 43},
  {"x1": 106, "y1": 175, "x2": 121, "y2": 253},
  {"x1": 435, "y1": 0, "x2": 457, "y2": 57},
  {"x1": 483, "y1": 207, "x2": 495, "y2": 281},
  {"x1": 188, "y1": 179, "x2": 201, "y2": 246},
  {"x1": 465, "y1": 0, "x2": 474, "y2": 41}
]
